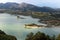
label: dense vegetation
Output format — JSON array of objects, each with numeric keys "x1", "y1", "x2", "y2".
[
  {"x1": 0, "y1": 30, "x2": 17, "y2": 40},
  {"x1": 25, "y1": 31, "x2": 60, "y2": 40}
]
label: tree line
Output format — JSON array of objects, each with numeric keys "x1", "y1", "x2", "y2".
[{"x1": 25, "y1": 31, "x2": 60, "y2": 40}]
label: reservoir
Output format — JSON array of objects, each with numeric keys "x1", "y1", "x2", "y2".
[{"x1": 0, "y1": 13, "x2": 60, "y2": 40}]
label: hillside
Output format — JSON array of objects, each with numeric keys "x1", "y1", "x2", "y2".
[{"x1": 0, "y1": 2, "x2": 57, "y2": 12}]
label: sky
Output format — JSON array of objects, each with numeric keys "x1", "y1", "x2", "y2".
[{"x1": 0, "y1": 0, "x2": 60, "y2": 8}]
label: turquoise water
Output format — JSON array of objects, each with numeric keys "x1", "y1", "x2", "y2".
[{"x1": 0, "y1": 13, "x2": 60, "y2": 40}]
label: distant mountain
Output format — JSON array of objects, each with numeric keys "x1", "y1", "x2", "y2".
[
  {"x1": 0, "y1": 2, "x2": 58, "y2": 12},
  {"x1": 55, "y1": 8, "x2": 60, "y2": 12}
]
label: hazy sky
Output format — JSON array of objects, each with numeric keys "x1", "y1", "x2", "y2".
[{"x1": 0, "y1": 0, "x2": 60, "y2": 8}]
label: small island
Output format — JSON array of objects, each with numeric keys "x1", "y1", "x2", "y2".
[
  {"x1": 25, "y1": 23, "x2": 47, "y2": 29},
  {"x1": 17, "y1": 15, "x2": 25, "y2": 19}
]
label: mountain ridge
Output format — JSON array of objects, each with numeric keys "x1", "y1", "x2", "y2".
[{"x1": 0, "y1": 2, "x2": 59, "y2": 12}]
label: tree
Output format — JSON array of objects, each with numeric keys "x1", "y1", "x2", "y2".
[
  {"x1": 25, "y1": 32, "x2": 33, "y2": 40},
  {"x1": 25, "y1": 31, "x2": 52, "y2": 40},
  {"x1": 56, "y1": 34, "x2": 60, "y2": 40},
  {"x1": 0, "y1": 30, "x2": 17, "y2": 40}
]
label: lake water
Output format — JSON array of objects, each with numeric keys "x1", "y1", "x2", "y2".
[{"x1": 0, "y1": 13, "x2": 60, "y2": 40}]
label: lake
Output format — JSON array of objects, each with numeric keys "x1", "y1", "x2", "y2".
[{"x1": 0, "y1": 13, "x2": 60, "y2": 40}]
